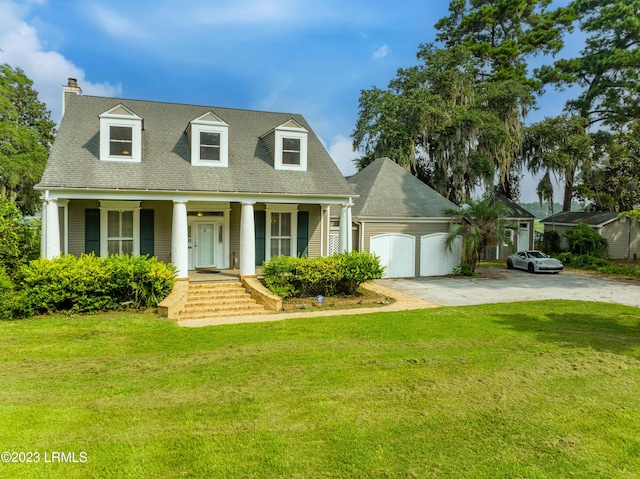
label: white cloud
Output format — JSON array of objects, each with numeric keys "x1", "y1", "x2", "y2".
[
  {"x1": 372, "y1": 44, "x2": 390, "y2": 59},
  {"x1": 0, "y1": 1, "x2": 121, "y2": 123},
  {"x1": 85, "y1": 4, "x2": 147, "y2": 40},
  {"x1": 326, "y1": 135, "x2": 359, "y2": 177},
  {"x1": 191, "y1": 0, "x2": 303, "y2": 26}
]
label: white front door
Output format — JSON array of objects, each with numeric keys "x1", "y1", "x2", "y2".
[
  {"x1": 193, "y1": 221, "x2": 223, "y2": 268},
  {"x1": 197, "y1": 223, "x2": 215, "y2": 267}
]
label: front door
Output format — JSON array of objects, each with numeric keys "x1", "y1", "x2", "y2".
[{"x1": 197, "y1": 223, "x2": 215, "y2": 267}]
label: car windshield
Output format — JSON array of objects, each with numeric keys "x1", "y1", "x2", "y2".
[{"x1": 527, "y1": 251, "x2": 547, "y2": 258}]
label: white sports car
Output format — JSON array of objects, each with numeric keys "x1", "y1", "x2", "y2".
[{"x1": 506, "y1": 250, "x2": 563, "y2": 273}]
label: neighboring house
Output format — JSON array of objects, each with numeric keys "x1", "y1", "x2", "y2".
[
  {"x1": 36, "y1": 79, "x2": 355, "y2": 279},
  {"x1": 542, "y1": 211, "x2": 640, "y2": 260},
  {"x1": 332, "y1": 157, "x2": 462, "y2": 278},
  {"x1": 481, "y1": 195, "x2": 536, "y2": 261}
]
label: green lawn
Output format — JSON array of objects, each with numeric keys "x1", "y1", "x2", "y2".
[{"x1": 1, "y1": 301, "x2": 639, "y2": 478}]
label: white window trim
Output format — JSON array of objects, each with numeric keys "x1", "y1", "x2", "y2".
[
  {"x1": 99, "y1": 110, "x2": 143, "y2": 163},
  {"x1": 189, "y1": 119, "x2": 229, "y2": 167},
  {"x1": 265, "y1": 204, "x2": 298, "y2": 260},
  {"x1": 99, "y1": 201, "x2": 141, "y2": 257},
  {"x1": 274, "y1": 128, "x2": 307, "y2": 171}
]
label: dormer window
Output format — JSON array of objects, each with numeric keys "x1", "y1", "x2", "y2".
[
  {"x1": 110, "y1": 126, "x2": 133, "y2": 156},
  {"x1": 187, "y1": 112, "x2": 229, "y2": 167},
  {"x1": 282, "y1": 138, "x2": 301, "y2": 165},
  {"x1": 272, "y1": 120, "x2": 308, "y2": 171},
  {"x1": 99, "y1": 104, "x2": 143, "y2": 163},
  {"x1": 200, "y1": 132, "x2": 221, "y2": 161}
]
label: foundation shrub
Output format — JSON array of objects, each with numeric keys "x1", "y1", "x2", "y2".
[
  {"x1": 338, "y1": 251, "x2": 385, "y2": 294},
  {"x1": 6, "y1": 254, "x2": 176, "y2": 318},
  {"x1": 294, "y1": 256, "x2": 343, "y2": 296},
  {"x1": 262, "y1": 255, "x2": 300, "y2": 299},
  {"x1": 262, "y1": 252, "x2": 384, "y2": 298}
]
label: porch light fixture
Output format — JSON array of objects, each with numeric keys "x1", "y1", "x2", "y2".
[{"x1": 197, "y1": 211, "x2": 203, "y2": 217}]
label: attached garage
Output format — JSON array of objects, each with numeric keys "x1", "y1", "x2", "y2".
[
  {"x1": 370, "y1": 233, "x2": 415, "y2": 278},
  {"x1": 338, "y1": 158, "x2": 460, "y2": 277},
  {"x1": 420, "y1": 233, "x2": 461, "y2": 276}
]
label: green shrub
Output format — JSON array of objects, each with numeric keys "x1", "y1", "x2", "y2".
[
  {"x1": 294, "y1": 256, "x2": 344, "y2": 296},
  {"x1": 452, "y1": 262, "x2": 476, "y2": 277},
  {"x1": 338, "y1": 251, "x2": 385, "y2": 294},
  {"x1": 11, "y1": 254, "x2": 176, "y2": 318},
  {"x1": 540, "y1": 230, "x2": 562, "y2": 254},
  {"x1": 556, "y1": 253, "x2": 640, "y2": 278},
  {"x1": 262, "y1": 252, "x2": 384, "y2": 298},
  {"x1": 565, "y1": 223, "x2": 608, "y2": 257},
  {"x1": 0, "y1": 198, "x2": 39, "y2": 279},
  {"x1": 262, "y1": 255, "x2": 300, "y2": 299}
]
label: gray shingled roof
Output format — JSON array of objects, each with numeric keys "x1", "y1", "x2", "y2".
[
  {"x1": 347, "y1": 157, "x2": 458, "y2": 217},
  {"x1": 541, "y1": 211, "x2": 619, "y2": 226},
  {"x1": 37, "y1": 95, "x2": 352, "y2": 197},
  {"x1": 495, "y1": 194, "x2": 535, "y2": 219}
]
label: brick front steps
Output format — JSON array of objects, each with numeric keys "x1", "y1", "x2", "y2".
[{"x1": 176, "y1": 281, "x2": 270, "y2": 320}]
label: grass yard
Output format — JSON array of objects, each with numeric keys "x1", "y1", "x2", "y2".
[{"x1": 1, "y1": 301, "x2": 639, "y2": 478}]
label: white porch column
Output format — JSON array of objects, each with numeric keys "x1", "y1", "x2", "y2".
[
  {"x1": 172, "y1": 200, "x2": 189, "y2": 279},
  {"x1": 320, "y1": 204, "x2": 329, "y2": 256},
  {"x1": 339, "y1": 203, "x2": 352, "y2": 253},
  {"x1": 44, "y1": 197, "x2": 61, "y2": 259},
  {"x1": 240, "y1": 201, "x2": 256, "y2": 276}
]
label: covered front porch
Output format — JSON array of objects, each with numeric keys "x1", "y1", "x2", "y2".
[{"x1": 40, "y1": 193, "x2": 355, "y2": 279}]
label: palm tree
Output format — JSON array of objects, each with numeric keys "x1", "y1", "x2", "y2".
[{"x1": 444, "y1": 196, "x2": 516, "y2": 273}]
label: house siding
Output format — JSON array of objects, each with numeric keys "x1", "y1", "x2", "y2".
[
  {"x1": 602, "y1": 221, "x2": 640, "y2": 260},
  {"x1": 360, "y1": 221, "x2": 451, "y2": 277},
  {"x1": 68, "y1": 200, "x2": 171, "y2": 261},
  {"x1": 141, "y1": 200, "x2": 171, "y2": 263},
  {"x1": 299, "y1": 204, "x2": 321, "y2": 258},
  {"x1": 68, "y1": 199, "x2": 99, "y2": 256},
  {"x1": 261, "y1": 131, "x2": 276, "y2": 160},
  {"x1": 544, "y1": 220, "x2": 640, "y2": 260},
  {"x1": 229, "y1": 203, "x2": 242, "y2": 269}
]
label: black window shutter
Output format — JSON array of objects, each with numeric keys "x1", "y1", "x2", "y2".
[
  {"x1": 297, "y1": 211, "x2": 309, "y2": 257},
  {"x1": 140, "y1": 209, "x2": 154, "y2": 256},
  {"x1": 85, "y1": 209, "x2": 100, "y2": 255},
  {"x1": 255, "y1": 210, "x2": 266, "y2": 266}
]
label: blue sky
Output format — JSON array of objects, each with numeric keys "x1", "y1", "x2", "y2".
[{"x1": 1, "y1": 0, "x2": 581, "y2": 203}]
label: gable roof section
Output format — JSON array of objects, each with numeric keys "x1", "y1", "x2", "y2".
[
  {"x1": 347, "y1": 157, "x2": 458, "y2": 218},
  {"x1": 495, "y1": 194, "x2": 535, "y2": 219},
  {"x1": 541, "y1": 211, "x2": 619, "y2": 227},
  {"x1": 38, "y1": 95, "x2": 351, "y2": 197}
]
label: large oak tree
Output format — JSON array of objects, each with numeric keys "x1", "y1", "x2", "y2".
[{"x1": 0, "y1": 64, "x2": 56, "y2": 215}]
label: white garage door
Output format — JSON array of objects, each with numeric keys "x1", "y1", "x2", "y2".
[
  {"x1": 370, "y1": 234, "x2": 415, "y2": 278},
  {"x1": 420, "y1": 233, "x2": 462, "y2": 276}
]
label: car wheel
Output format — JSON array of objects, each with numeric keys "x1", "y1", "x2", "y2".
[
  {"x1": 527, "y1": 262, "x2": 535, "y2": 273},
  {"x1": 507, "y1": 259, "x2": 513, "y2": 269}
]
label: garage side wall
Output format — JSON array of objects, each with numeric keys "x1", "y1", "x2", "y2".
[
  {"x1": 361, "y1": 221, "x2": 452, "y2": 277},
  {"x1": 602, "y1": 221, "x2": 640, "y2": 260}
]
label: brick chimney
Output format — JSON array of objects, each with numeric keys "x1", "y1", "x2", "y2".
[{"x1": 61, "y1": 78, "x2": 82, "y2": 117}]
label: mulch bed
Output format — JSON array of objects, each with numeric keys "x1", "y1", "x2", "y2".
[{"x1": 280, "y1": 287, "x2": 394, "y2": 313}]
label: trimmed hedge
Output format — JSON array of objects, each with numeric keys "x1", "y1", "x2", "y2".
[
  {"x1": 1, "y1": 254, "x2": 176, "y2": 319},
  {"x1": 262, "y1": 252, "x2": 384, "y2": 298}
]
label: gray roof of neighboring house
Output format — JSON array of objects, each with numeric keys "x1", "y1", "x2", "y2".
[
  {"x1": 495, "y1": 194, "x2": 535, "y2": 219},
  {"x1": 346, "y1": 157, "x2": 458, "y2": 218},
  {"x1": 37, "y1": 94, "x2": 352, "y2": 197},
  {"x1": 541, "y1": 211, "x2": 619, "y2": 227}
]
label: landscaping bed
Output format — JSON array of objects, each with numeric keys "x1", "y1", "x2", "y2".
[{"x1": 279, "y1": 285, "x2": 394, "y2": 312}]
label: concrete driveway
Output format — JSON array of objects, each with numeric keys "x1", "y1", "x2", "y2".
[{"x1": 376, "y1": 268, "x2": 640, "y2": 308}]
